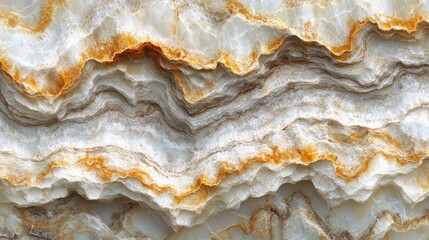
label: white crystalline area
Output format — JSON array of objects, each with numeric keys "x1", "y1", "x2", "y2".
[{"x1": 0, "y1": 0, "x2": 428, "y2": 239}]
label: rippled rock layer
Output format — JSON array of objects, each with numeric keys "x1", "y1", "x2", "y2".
[{"x1": 0, "y1": 0, "x2": 428, "y2": 239}]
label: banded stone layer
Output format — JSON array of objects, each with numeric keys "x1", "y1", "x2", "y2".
[{"x1": 0, "y1": 0, "x2": 428, "y2": 239}]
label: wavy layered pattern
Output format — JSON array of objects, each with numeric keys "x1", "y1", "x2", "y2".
[{"x1": 0, "y1": 0, "x2": 429, "y2": 239}]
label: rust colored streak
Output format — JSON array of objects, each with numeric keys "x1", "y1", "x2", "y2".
[
  {"x1": 0, "y1": 131, "x2": 425, "y2": 207},
  {"x1": 37, "y1": 160, "x2": 70, "y2": 183},
  {"x1": 76, "y1": 141, "x2": 425, "y2": 206},
  {"x1": 77, "y1": 153, "x2": 174, "y2": 195},
  {"x1": 0, "y1": 34, "x2": 228, "y2": 98},
  {"x1": 331, "y1": 15, "x2": 424, "y2": 59},
  {"x1": 170, "y1": 69, "x2": 214, "y2": 103},
  {"x1": 3, "y1": 174, "x2": 31, "y2": 186},
  {"x1": 0, "y1": 13, "x2": 426, "y2": 97},
  {"x1": 227, "y1": 0, "x2": 425, "y2": 59},
  {"x1": 0, "y1": 0, "x2": 65, "y2": 33},
  {"x1": 227, "y1": 0, "x2": 277, "y2": 24}
]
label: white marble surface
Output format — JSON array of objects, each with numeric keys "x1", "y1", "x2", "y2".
[{"x1": 0, "y1": 0, "x2": 428, "y2": 239}]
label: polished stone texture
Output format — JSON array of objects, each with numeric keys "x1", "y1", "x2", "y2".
[{"x1": 0, "y1": 0, "x2": 428, "y2": 239}]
